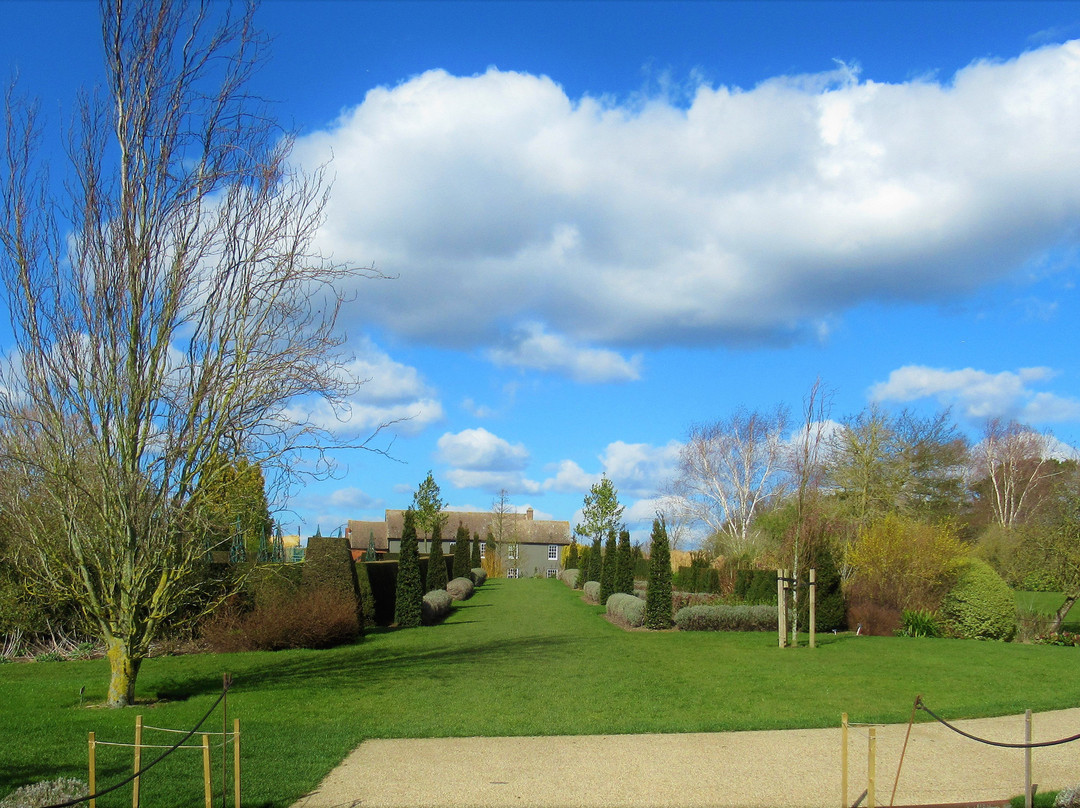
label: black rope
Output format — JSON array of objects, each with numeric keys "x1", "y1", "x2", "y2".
[
  {"x1": 916, "y1": 697, "x2": 1080, "y2": 749},
  {"x1": 43, "y1": 675, "x2": 233, "y2": 808}
]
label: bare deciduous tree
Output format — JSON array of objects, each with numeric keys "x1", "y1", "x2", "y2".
[
  {"x1": 971, "y1": 418, "x2": 1057, "y2": 529},
  {"x1": 673, "y1": 405, "x2": 789, "y2": 556},
  {"x1": 0, "y1": 1, "x2": 382, "y2": 706}
]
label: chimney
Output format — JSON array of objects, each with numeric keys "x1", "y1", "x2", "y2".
[{"x1": 526, "y1": 507, "x2": 534, "y2": 521}]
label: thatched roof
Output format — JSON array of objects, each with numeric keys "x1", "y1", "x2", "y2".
[{"x1": 347, "y1": 509, "x2": 570, "y2": 552}]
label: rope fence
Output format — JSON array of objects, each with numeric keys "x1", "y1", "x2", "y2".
[
  {"x1": 42, "y1": 674, "x2": 237, "y2": 808},
  {"x1": 843, "y1": 696, "x2": 1080, "y2": 808}
]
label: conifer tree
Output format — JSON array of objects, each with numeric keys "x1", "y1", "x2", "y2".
[
  {"x1": 426, "y1": 521, "x2": 448, "y2": 591},
  {"x1": 565, "y1": 540, "x2": 580, "y2": 571},
  {"x1": 616, "y1": 529, "x2": 634, "y2": 594},
  {"x1": 645, "y1": 516, "x2": 673, "y2": 629},
  {"x1": 452, "y1": 522, "x2": 470, "y2": 579},
  {"x1": 471, "y1": 532, "x2": 482, "y2": 569},
  {"x1": 587, "y1": 537, "x2": 602, "y2": 583},
  {"x1": 394, "y1": 510, "x2": 423, "y2": 627},
  {"x1": 575, "y1": 545, "x2": 590, "y2": 588},
  {"x1": 599, "y1": 531, "x2": 618, "y2": 604}
]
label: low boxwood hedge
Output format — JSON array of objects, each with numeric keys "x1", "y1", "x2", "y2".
[
  {"x1": 606, "y1": 592, "x2": 645, "y2": 628},
  {"x1": 674, "y1": 604, "x2": 777, "y2": 632}
]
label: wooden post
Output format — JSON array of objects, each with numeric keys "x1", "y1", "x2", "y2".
[
  {"x1": 133, "y1": 715, "x2": 143, "y2": 808},
  {"x1": 809, "y1": 568, "x2": 817, "y2": 649},
  {"x1": 203, "y1": 734, "x2": 213, "y2": 808},
  {"x1": 868, "y1": 727, "x2": 876, "y2": 808},
  {"x1": 841, "y1": 713, "x2": 848, "y2": 808},
  {"x1": 88, "y1": 732, "x2": 96, "y2": 808},
  {"x1": 233, "y1": 719, "x2": 241, "y2": 808},
  {"x1": 777, "y1": 569, "x2": 786, "y2": 647},
  {"x1": 1025, "y1": 710, "x2": 1033, "y2": 808}
]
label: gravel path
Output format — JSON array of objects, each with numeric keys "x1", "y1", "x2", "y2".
[{"x1": 292, "y1": 708, "x2": 1080, "y2": 808}]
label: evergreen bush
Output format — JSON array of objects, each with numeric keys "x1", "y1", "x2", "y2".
[
  {"x1": 615, "y1": 530, "x2": 634, "y2": 594},
  {"x1": 565, "y1": 541, "x2": 580, "y2": 571},
  {"x1": 587, "y1": 538, "x2": 602, "y2": 587},
  {"x1": 394, "y1": 510, "x2": 423, "y2": 627},
  {"x1": 645, "y1": 517, "x2": 673, "y2": 629},
  {"x1": 940, "y1": 558, "x2": 1016, "y2": 640},
  {"x1": 560, "y1": 569, "x2": 579, "y2": 587},
  {"x1": 599, "y1": 532, "x2": 618, "y2": 604},
  {"x1": 470, "y1": 568, "x2": 487, "y2": 586},
  {"x1": 583, "y1": 580, "x2": 601, "y2": 604},
  {"x1": 421, "y1": 589, "x2": 452, "y2": 624},
  {"x1": 0, "y1": 779, "x2": 88, "y2": 808},
  {"x1": 606, "y1": 592, "x2": 645, "y2": 627},
  {"x1": 300, "y1": 534, "x2": 363, "y2": 630},
  {"x1": 674, "y1": 604, "x2": 776, "y2": 631},
  {"x1": 447, "y1": 577, "x2": 475, "y2": 601},
  {"x1": 426, "y1": 522, "x2": 448, "y2": 591}
]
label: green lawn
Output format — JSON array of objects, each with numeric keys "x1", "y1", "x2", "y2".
[
  {"x1": 4, "y1": 578, "x2": 1080, "y2": 807},
  {"x1": 1015, "y1": 591, "x2": 1080, "y2": 631}
]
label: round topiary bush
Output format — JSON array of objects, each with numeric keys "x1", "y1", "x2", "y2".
[
  {"x1": 940, "y1": 558, "x2": 1016, "y2": 641},
  {"x1": 560, "y1": 569, "x2": 579, "y2": 588},
  {"x1": 446, "y1": 577, "x2": 475, "y2": 601},
  {"x1": 421, "y1": 589, "x2": 452, "y2": 624},
  {"x1": 606, "y1": 592, "x2": 645, "y2": 627},
  {"x1": 582, "y1": 580, "x2": 601, "y2": 604},
  {"x1": 470, "y1": 567, "x2": 487, "y2": 586}
]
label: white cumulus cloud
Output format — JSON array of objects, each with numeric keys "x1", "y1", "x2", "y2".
[
  {"x1": 436, "y1": 427, "x2": 530, "y2": 471},
  {"x1": 870, "y1": 365, "x2": 1080, "y2": 423},
  {"x1": 292, "y1": 42, "x2": 1080, "y2": 355},
  {"x1": 488, "y1": 323, "x2": 642, "y2": 383}
]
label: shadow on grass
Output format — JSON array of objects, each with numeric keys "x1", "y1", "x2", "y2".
[{"x1": 151, "y1": 633, "x2": 584, "y2": 702}]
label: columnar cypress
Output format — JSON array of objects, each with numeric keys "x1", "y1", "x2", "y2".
[
  {"x1": 426, "y1": 521, "x2": 448, "y2": 591},
  {"x1": 587, "y1": 537, "x2": 602, "y2": 584},
  {"x1": 471, "y1": 532, "x2": 482, "y2": 569},
  {"x1": 599, "y1": 531, "x2": 618, "y2": 604},
  {"x1": 575, "y1": 545, "x2": 590, "y2": 588},
  {"x1": 615, "y1": 529, "x2": 634, "y2": 594},
  {"x1": 394, "y1": 509, "x2": 423, "y2": 627},
  {"x1": 645, "y1": 517, "x2": 673, "y2": 629},
  {"x1": 452, "y1": 522, "x2": 470, "y2": 579}
]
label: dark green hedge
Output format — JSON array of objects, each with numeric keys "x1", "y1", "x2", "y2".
[{"x1": 359, "y1": 556, "x2": 454, "y2": 626}]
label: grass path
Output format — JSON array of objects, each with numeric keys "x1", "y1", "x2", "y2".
[{"x1": 3, "y1": 578, "x2": 1080, "y2": 807}]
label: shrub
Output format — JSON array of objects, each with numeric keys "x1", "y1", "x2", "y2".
[
  {"x1": 583, "y1": 581, "x2": 601, "y2": 604},
  {"x1": 1056, "y1": 785, "x2": 1080, "y2": 808},
  {"x1": 615, "y1": 530, "x2": 634, "y2": 595},
  {"x1": 394, "y1": 510, "x2": 424, "y2": 628},
  {"x1": 201, "y1": 589, "x2": 360, "y2": 652},
  {"x1": 897, "y1": 609, "x2": 942, "y2": 638},
  {"x1": 447, "y1": 577, "x2": 475, "y2": 601},
  {"x1": 565, "y1": 541, "x2": 580, "y2": 572},
  {"x1": 560, "y1": 569, "x2": 579, "y2": 587},
  {"x1": 1034, "y1": 631, "x2": 1080, "y2": 647},
  {"x1": 0, "y1": 778, "x2": 88, "y2": 808},
  {"x1": 302, "y1": 535, "x2": 360, "y2": 602},
  {"x1": 421, "y1": 590, "x2": 452, "y2": 625},
  {"x1": 645, "y1": 517, "x2": 673, "y2": 629},
  {"x1": 846, "y1": 599, "x2": 902, "y2": 636},
  {"x1": 606, "y1": 592, "x2": 645, "y2": 628},
  {"x1": 940, "y1": 558, "x2": 1016, "y2": 641},
  {"x1": 470, "y1": 533, "x2": 482, "y2": 568},
  {"x1": 674, "y1": 604, "x2": 776, "y2": 632},
  {"x1": 587, "y1": 538, "x2": 602, "y2": 588},
  {"x1": 470, "y1": 568, "x2": 487, "y2": 586}
]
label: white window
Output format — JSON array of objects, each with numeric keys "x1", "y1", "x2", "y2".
[
  {"x1": 508, "y1": 543, "x2": 518, "y2": 560},
  {"x1": 479, "y1": 542, "x2": 485, "y2": 559},
  {"x1": 448, "y1": 542, "x2": 456, "y2": 553},
  {"x1": 507, "y1": 567, "x2": 519, "y2": 579},
  {"x1": 546, "y1": 568, "x2": 558, "y2": 578},
  {"x1": 548, "y1": 544, "x2": 558, "y2": 561}
]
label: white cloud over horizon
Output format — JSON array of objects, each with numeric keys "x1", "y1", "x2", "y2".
[
  {"x1": 870, "y1": 364, "x2": 1080, "y2": 423},
  {"x1": 293, "y1": 41, "x2": 1080, "y2": 360}
]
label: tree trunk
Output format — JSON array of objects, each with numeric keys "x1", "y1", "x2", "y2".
[
  {"x1": 1049, "y1": 594, "x2": 1079, "y2": 634},
  {"x1": 106, "y1": 637, "x2": 142, "y2": 707}
]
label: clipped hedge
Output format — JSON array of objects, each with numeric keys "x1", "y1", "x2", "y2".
[
  {"x1": 940, "y1": 558, "x2": 1016, "y2": 641},
  {"x1": 0, "y1": 779, "x2": 88, "y2": 808},
  {"x1": 421, "y1": 589, "x2": 452, "y2": 625},
  {"x1": 470, "y1": 567, "x2": 487, "y2": 586},
  {"x1": 674, "y1": 604, "x2": 777, "y2": 632},
  {"x1": 447, "y1": 577, "x2": 475, "y2": 601},
  {"x1": 606, "y1": 592, "x2": 645, "y2": 628},
  {"x1": 583, "y1": 581, "x2": 601, "y2": 604},
  {"x1": 560, "y1": 569, "x2": 579, "y2": 587}
]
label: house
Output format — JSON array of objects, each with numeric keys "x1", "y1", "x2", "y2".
[{"x1": 347, "y1": 508, "x2": 572, "y2": 578}]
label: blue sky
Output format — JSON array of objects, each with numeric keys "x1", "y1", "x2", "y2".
[{"x1": 5, "y1": 1, "x2": 1080, "y2": 544}]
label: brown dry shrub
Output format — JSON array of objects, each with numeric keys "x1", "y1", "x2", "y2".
[
  {"x1": 846, "y1": 597, "x2": 902, "y2": 636},
  {"x1": 201, "y1": 589, "x2": 360, "y2": 652}
]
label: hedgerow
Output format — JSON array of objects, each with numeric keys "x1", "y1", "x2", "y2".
[{"x1": 674, "y1": 604, "x2": 776, "y2": 632}]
